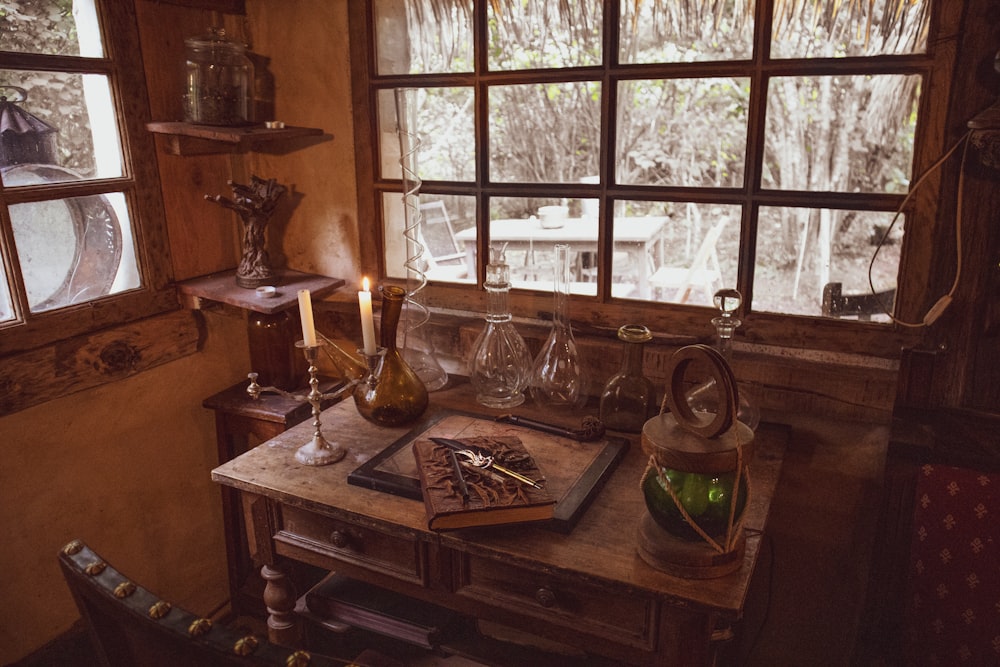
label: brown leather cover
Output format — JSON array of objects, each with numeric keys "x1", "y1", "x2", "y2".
[{"x1": 412, "y1": 436, "x2": 555, "y2": 530}]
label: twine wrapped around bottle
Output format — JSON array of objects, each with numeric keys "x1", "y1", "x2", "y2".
[{"x1": 637, "y1": 344, "x2": 754, "y2": 576}]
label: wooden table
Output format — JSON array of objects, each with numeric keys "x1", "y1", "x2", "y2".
[
  {"x1": 203, "y1": 379, "x2": 345, "y2": 616},
  {"x1": 455, "y1": 217, "x2": 667, "y2": 298},
  {"x1": 212, "y1": 380, "x2": 785, "y2": 666}
]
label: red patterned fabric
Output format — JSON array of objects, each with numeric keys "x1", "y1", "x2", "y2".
[{"x1": 902, "y1": 463, "x2": 1000, "y2": 665}]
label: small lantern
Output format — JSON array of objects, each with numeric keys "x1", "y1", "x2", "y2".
[
  {"x1": 0, "y1": 86, "x2": 58, "y2": 168},
  {"x1": 637, "y1": 344, "x2": 755, "y2": 578}
]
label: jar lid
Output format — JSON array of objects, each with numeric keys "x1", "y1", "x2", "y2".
[
  {"x1": 641, "y1": 413, "x2": 754, "y2": 474},
  {"x1": 185, "y1": 27, "x2": 246, "y2": 52}
]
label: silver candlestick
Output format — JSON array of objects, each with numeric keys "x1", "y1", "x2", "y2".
[{"x1": 247, "y1": 340, "x2": 357, "y2": 466}]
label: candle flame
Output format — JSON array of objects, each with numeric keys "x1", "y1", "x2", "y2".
[{"x1": 362, "y1": 276, "x2": 370, "y2": 291}]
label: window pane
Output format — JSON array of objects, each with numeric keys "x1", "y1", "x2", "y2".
[
  {"x1": 490, "y1": 82, "x2": 601, "y2": 183},
  {"x1": 378, "y1": 87, "x2": 475, "y2": 182},
  {"x1": 375, "y1": 0, "x2": 473, "y2": 74},
  {"x1": 0, "y1": 70, "x2": 123, "y2": 181},
  {"x1": 0, "y1": 0, "x2": 104, "y2": 57},
  {"x1": 488, "y1": 0, "x2": 602, "y2": 71},
  {"x1": 771, "y1": 0, "x2": 930, "y2": 59},
  {"x1": 753, "y1": 207, "x2": 900, "y2": 319},
  {"x1": 10, "y1": 185, "x2": 139, "y2": 313},
  {"x1": 620, "y1": 201, "x2": 740, "y2": 306},
  {"x1": 383, "y1": 192, "x2": 475, "y2": 285},
  {"x1": 764, "y1": 75, "x2": 918, "y2": 193},
  {"x1": 617, "y1": 78, "x2": 749, "y2": 188},
  {"x1": 620, "y1": 1, "x2": 754, "y2": 64},
  {"x1": 488, "y1": 196, "x2": 596, "y2": 294}
]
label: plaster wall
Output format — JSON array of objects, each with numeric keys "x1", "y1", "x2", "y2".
[
  {"x1": 0, "y1": 312, "x2": 249, "y2": 662},
  {"x1": 0, "y1": 3, "x2": 360, "y2": 661}
]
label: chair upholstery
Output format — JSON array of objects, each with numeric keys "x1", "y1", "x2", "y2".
[
  {"x1": 58, "y1": 539, "x2": 398, "y2": 667},
  {"x1": 901, "y1": 463, "x2": 1000, "y2": 664},
  {"x1": 856, "y1": 432, "x2": 1000, "y2": 665}
]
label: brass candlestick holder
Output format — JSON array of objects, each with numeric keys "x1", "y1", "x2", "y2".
[{"x1": 247, "y1": 340, "x2": 357, "y2": 465}]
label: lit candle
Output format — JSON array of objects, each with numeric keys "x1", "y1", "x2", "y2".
[
  {"x1": 297, "y1": 289, "x2": 318, "y2": 347},
  {"x1": 359, "y1": 277, "x2": 377, "y2": 355}
]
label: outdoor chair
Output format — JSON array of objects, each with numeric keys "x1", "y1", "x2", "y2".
[
  {"x1": 58, "y1": 539, "x2": 400, "y2": 667},
  {"x1": 416, "y1": 200, "x2": 471, "y2": 282},
  {"x1": 649, "y1": 216, "x2": 728, "y2": 304}
]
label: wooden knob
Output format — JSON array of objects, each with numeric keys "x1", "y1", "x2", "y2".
[
  {"x1": 534, "y1": 587, "x2": 556, "y2": 608},
  {"x1": 330, "y1": 530, "x2": 351, "y2": 549}
]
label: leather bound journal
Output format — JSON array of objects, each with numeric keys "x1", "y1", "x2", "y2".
[{"x1": 412, "y1": 435, "x2": 555, "y2": 530}]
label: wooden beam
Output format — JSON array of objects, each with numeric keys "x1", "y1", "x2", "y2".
[{"x1": 0, "y1": 310, "x2": 202, "y2": 416}]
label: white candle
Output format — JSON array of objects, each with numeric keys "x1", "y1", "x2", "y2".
[
  {"x1": 297, "y1": 289, "x2": 318, "y2": 347},
  {"x1": 359, "y1": 277, "x2": 377, "y2": 355}
]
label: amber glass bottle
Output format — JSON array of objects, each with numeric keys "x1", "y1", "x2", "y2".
[{"x1": 352, "y1": 285, "x2": 428, "y2": 426}]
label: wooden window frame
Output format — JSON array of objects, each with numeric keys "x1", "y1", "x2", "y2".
[
  {"x1": 350, "y1": 1, "x2": 964, "y2": 358},
  {"x1": 0, "y1": 0, "x2": 176, "y2": 357}
]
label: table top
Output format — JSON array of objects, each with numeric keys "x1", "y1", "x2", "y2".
[
  {"x1": 454, "y1": 217, "x2": 667, "y2": 245},
  {"x1": 212, "y1": 378, "x2": 786, "y2": 617}
]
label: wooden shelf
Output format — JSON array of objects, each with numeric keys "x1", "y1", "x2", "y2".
[
  {"x1": 147, "y1": 121, "x2": 326, "y2": 156},
  {"x1": 177, "y1": 269, "x2": 346, "y2": 314}
]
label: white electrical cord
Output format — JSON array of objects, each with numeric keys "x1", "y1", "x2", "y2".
[{"x1": 868, "y1": 129, "x2": 971, "y2": 327}]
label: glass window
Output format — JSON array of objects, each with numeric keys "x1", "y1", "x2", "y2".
[
  {"x1": 0, "y1": 1, "x2": 172, "y2": 349},
  {"x1": 488, "y1": 0, "x2": 603, "y2": 71},
  {"x1": 360, "y1": 0, "x2": 940, "y2": 334},
  {"x1": 617, "y1": 78, "x2": 750, "y2": 188},
  {"x1": 490, "y1": 82, "x2": 601, "y2": 183}
]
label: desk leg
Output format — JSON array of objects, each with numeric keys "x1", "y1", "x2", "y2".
[{"x1": 261, "y1": 563, "x2": 302, "y2": 646}]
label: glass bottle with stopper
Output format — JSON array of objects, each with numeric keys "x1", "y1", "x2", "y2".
[
  {"x1": 686, "y1": 288, "x2": 760, "y2": 430},
  {"x1": 469, "y1": 245, "x2": 532, "y2": 408},
  {"x1": 599, "y1": 324, "x2": 656, "y2": 433}
]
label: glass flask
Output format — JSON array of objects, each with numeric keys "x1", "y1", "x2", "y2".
[
  {"x1": 470, "y1": 246, "x2": 532, "y2": 408},
  {"x1": 183, "y1": 28, "x2": 253, "y2": 125},
  {"x1": 599, "y1": 324, "x2": 656, "y2": 432},
  {"x1": 686, "y1": 288, "x2": 760, "y2": 430},
  {"x1": 352, "y1": 285, "x2": 429, "y2": 426},
  {"x1": 529, "y1": 244, "x2": 583, "y2": 407}
]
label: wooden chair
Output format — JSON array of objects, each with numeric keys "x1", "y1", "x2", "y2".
[
  {"x1": 58, "y1": 539, "x2": 399, "y2": 667},
  {"x1": 821, "y1": 282, "x2": 895, "y2": 320},
  {"x1": 649, "y1": 216, "x2": 727, "y2": 304},
  {"x1": 417, "y1": 200, "x2": 464, "y2": 265},
  {"x1": 416, "y1": 200, "x2": 471, "y2": 282},
  {"x1": 854, "y1": 411, "x2": 1000, "y2": 665}
]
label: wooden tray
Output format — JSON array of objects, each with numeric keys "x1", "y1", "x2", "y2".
[{"x1": 348, "y1": 410, "x2": 629, "y2": 534}]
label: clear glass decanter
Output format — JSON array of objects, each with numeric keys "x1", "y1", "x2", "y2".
[
  {"x1": 529, "y1": 243, "x2": 584, "y2": 408},
  {"x1": 686, "y1": 288, "x2": 760, "y2": 430},
  {"x1": 470, "y1": 246, "x2": 532, "y2": 408},
  {"x1": 599, "y1": 324, "x2": 656, "y2": 433}
]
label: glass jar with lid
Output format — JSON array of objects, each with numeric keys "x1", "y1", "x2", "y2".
[{"x1": 183, "y1": 28, "x2": 253, "y2": 126}]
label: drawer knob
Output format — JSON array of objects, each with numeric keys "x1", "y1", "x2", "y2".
[
  {"x1": 330, "y1": 530, "x2": 351, "y2": 549},
  {"x1": 534, "y1": 587, "x2": 556, "y2": 608}
]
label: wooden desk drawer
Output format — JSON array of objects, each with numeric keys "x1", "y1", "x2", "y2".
[
  {"x1": 276, "y1": 505, "x2": 427, "y2": 585},
  {"x1": 455, "y1": 553, "x2": 656, "y2": 651}
]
